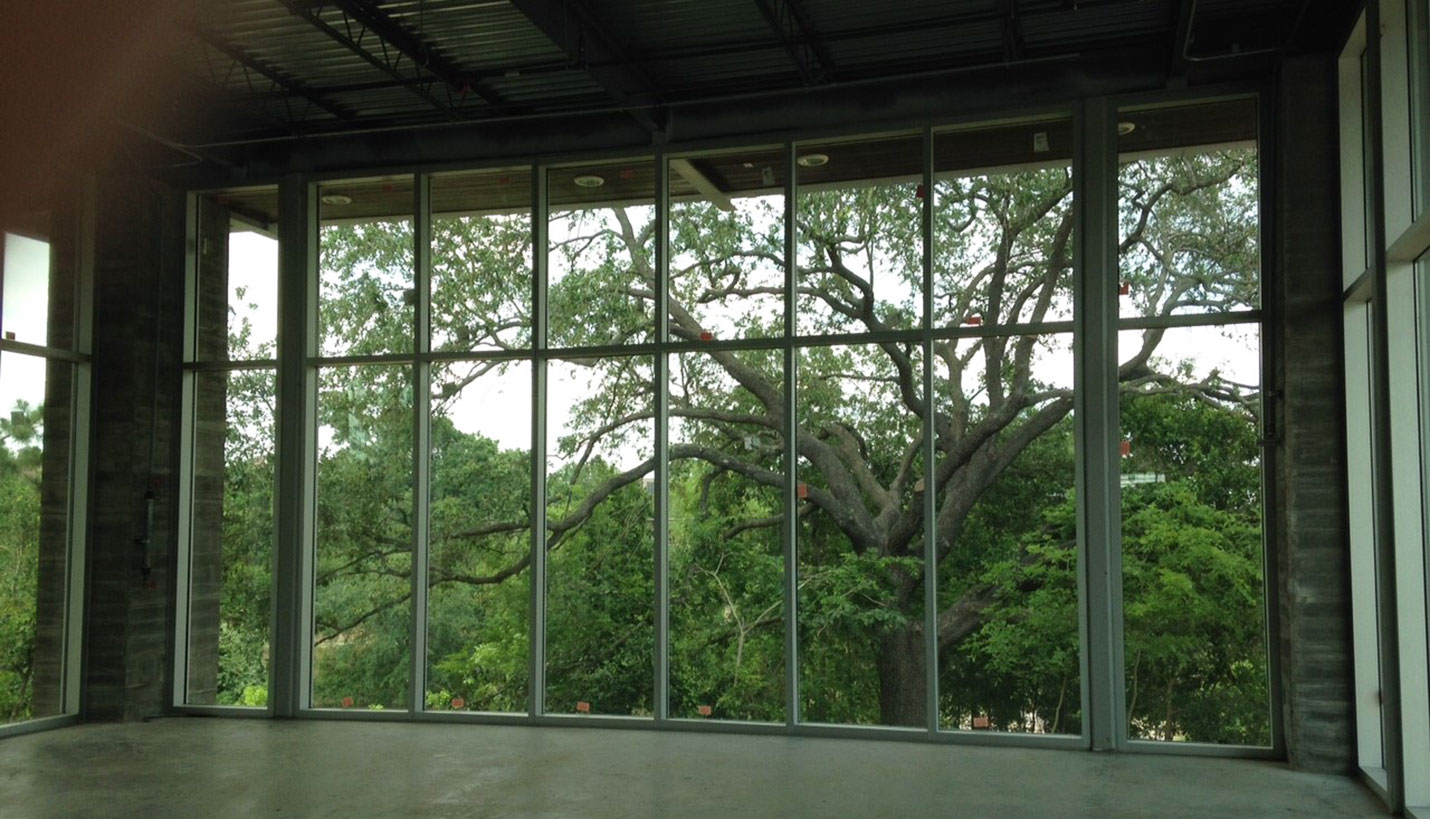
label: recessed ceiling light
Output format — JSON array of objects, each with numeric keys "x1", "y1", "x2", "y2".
[
  {"x1": 796, "y1": 152, "x2": 830, "y2": 168},
  {"x1": 1117, "y1": 121, "x2": 1137, "y2": 136},
  {"x1": 573, "y1": 174, "x2": 606, "y2": 188},
  {"x1": 320, "y1": 193, "x2": 353, "y2": 206}
]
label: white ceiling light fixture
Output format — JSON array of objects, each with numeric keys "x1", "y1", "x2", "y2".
[
  {"x1": 573, "y1": 174, "x2": 606, "y2": 188},
  {"x1": 1117, "y1": 121, "x2": 1137, "y2": 136},
  {"x1": 320, "y1": 193, "x2": 353, "y2": 205},
  {"x1": 796, "y1": 152, "x2": 830, "y2": 168}
]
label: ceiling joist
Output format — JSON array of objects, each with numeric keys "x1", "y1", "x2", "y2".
[
  {"x1": 753, "y1": 0, "x2": 836, "y2": 84},
  {"x1": 508, "y1": 0, "x2": 665, "y2": 134},
  {"x1": 194, "y1": 28, "x2": 354, "y2": 122},
  {"x1": 277, "y1": 0, "x2": 496, "y2": 120}
]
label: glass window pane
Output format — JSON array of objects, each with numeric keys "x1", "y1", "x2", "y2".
[
  {"x1": 548, "y1": 161, "x2": 655, "y2": 348},
  {"x1": 318, "y1": 177, "x2": 416, "y2": 358},
  {"x1": 0, "y1": 353, "x2": 72, "y2": 723},
  {"x1": 2, "y1": 231, "x2": 57, "y2": 348},
  {"x1": 1118, "y1": 101, "x2": 1260, "y2": 318},
  {"x1": 668, "y1": 148, "x2": 786, "y2": 340},
  {"x1": 313, "y1": 364, "x2": 413, "y2": 710},
  {"x1": 545, "y1": 355, "x2": 654, "y2": 716},
  {"x1": 796, "y1": 343, "x2": 923, "y2": 727},
  {"x1": 1414, "y1": 0, "x2": 1430, "y2": 216},
  {"x1": 1343, "y1": 299, "x2": 1384, "y2": 768},
  {"x1": 933, "y1": 120, "x2": 1075, "y2": 329},
  {"x1": 796, "y1": 135, "x2": 922, "y2": 336},
  {"x1": 668, "y1": 349, "x2": 785, "y2": 722},
  {"x1": 430, "y1": 169, "x2": 532, "y2": 353},
  {"x1": 1118, "y1": 325, "x2": 1270, "y2": 745},
  {"x1": 426, "y1": 360, "x2": 531, "y2": 713},
  {"x1": 184, "y1": 369, "x2": 274, "y2": 707},
  {"x1": 195, "y1": 190, "x2": 279, "y2": 362},
  {"x1": 934, "y1": 333, "x2": 1080, "y2": 735}
]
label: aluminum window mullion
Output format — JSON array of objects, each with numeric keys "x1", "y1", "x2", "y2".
[
  {"x1": 1075, "y1": 97, "x2": 1126, "y2": 752},
  {"x1": 64, "y1": 178, "x2": 97, "y2": 718},
  {"x1": 783, "y1": 141, "x2": 800, "y2": 728},
  {"x1": 273, "y1": 174, "x2": 316, "y2": 717},
  {"x1": 410, "y1": 173, "x2": 432, "y2": 714},
  {"x1": 172, "y1": 190, "x2": 200, "y2": 706},
  {"x1": 530, "y1": 165, "x2": 549, "y2": 717},
  {"x1": 921, "y1": 126, "x2": 939, "y2": 736},
  {"x1": 654, "y1": 153, "x2": 671, "y2": 722},
  {"x1": 1367, "y1": 0, "x2": 1408, "y2": 808},
  {"x1": 1257, "y1": 85, "x2": 1288, "y2": 760}
]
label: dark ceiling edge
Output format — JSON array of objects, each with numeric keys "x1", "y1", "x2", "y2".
[{"x1": 152, "y1": 43, "x2": 1297, "y2": 188}]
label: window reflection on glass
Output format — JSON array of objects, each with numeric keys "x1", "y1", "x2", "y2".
[
  {"x1": 795, "y1": 342, "x2": 923, "y2": 727},
  {"x1": 796, "y1": 134, "x2": 923, "y2": 336},
  {"x1": 668, "y1": 350, "x2": 785, "y2": 722},
  {"x1": 1118, "y1": 101, "x2": 1260, "y2": 318},
  {"x1": 194, "y1": 191, "x2": 279, "y2": 362},
  {"x1": 313, "y1": 364, "x2": 413, "y2": 711},
  {"x1": 185, "y1": 369, "x2": 274, "y2": 708},
  {"x1": 318, "y1": 177, "x2": 416, "y2": 358},
  {"x1": 544, "y1": 356, "x2": 654, "y2": 716},
  {"x1": 548, "y1": 161, "x2": 656, "y2": 348},
  {"x1": 1118, "y1": 325, "x2": 1270, "y2": 746},
  {"x1": 426, "y1": 360, "x2": 531, "y2": 713},
  {"x1": 934, "y1": 333, "x2": 1080, "y2": 735},
  {"x1": 668, "y1": 148, "x2": 786, "y2": 341},
  {"x1": 430, "y1": 169, "x2": 532, "y2": 353},
  {"x1": 933, "y1": 120, "x2": 1075, "y2": 329},
  {"x1": 0, "y1": 353, "x2": 72, "y2": 723}
]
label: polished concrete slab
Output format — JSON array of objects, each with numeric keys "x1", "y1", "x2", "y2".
[{"x1": 0, "y1": 719, "x2": 1385, "y2": 818}]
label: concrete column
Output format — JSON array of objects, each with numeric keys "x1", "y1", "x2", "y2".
[
  {"x1": 1274, "y1": 55, "x2": 1356, "y2": 772},
  {"x1": 84, "y1": 176, "x2": 185, "y2": 721},
  {"x1": 183, "y1": 199, "x2": 230, "y2": 704}
]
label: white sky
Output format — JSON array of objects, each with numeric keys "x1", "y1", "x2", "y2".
[{"x1": 1, "y1": 233, "x2": 52, "y2": 416}]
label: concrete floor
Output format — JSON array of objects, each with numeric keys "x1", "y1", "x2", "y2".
[{"x1": 0, "y1": 719, "x2": 1385, "y2": 818}]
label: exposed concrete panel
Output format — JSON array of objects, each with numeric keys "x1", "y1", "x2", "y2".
[
  {"x1": 83, "y1": 177, "x2": 186, "y2": 721},
  {"x1": 1274, "y1": 55, "x2": 1356, "y2": 773}
]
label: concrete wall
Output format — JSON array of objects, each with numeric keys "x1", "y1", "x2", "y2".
[
  {"x1": 1274, "y1": 55, "x2": 1357, "y2": 772},
  {"x1": 183, "y1": 198, "x2": 230, "y2": 705},
  {"x1": 83, "y1": 177, "x2": 185, "y2": 721}
]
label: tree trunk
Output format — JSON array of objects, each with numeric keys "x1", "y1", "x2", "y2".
[{"x1": 876, "y1": 625, "x2": 927, "y2": 727}]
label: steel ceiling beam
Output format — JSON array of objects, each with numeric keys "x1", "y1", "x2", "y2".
[
  {"x1": 276, "y1": 0, "x2": 490, "y2": 120},
  {"x1": 753, "y1": 0, "x2": 836, "y2": 84},
  {"x1": 1000, "y1": 0, "x2": 1025, "y2": 63},
  {"x1": 508, "y1": 0, "x2": 664, "y2": 134},
  {"x1": 1168, "y1": 0, "x2": 1195, "y2": 80},
  {"x1": 329, "y1": 0, "x2": 503, "y2": 107},
  {"x1": 194, "y1": 28, "x2": 354, "y2": 121}
]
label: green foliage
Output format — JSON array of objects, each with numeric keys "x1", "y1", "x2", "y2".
[{"x1": 0, "y1": 401, "x2": 43, "y2": 723}]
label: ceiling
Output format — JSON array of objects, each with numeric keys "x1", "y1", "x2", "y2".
[{"x1": 173, "y1": 0, "x2": 1333, "y2": 153}]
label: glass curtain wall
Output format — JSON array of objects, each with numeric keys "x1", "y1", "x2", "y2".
[
  {"x1": 931, "y1": 120, "x2": 1080, "y2": 736},
  {"x1": 1340, "y1": 1, "x2": 1430, "y2": 811},
  {"x1": 176, "y1": 98, "x2": 1275, "y2": 753},
  {"x1": 0, "y1": 205, "x2": 87, "y2": 730},
  {"x1": 1115, "y1": 99, "x2": 1271, "y2": 746}
]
